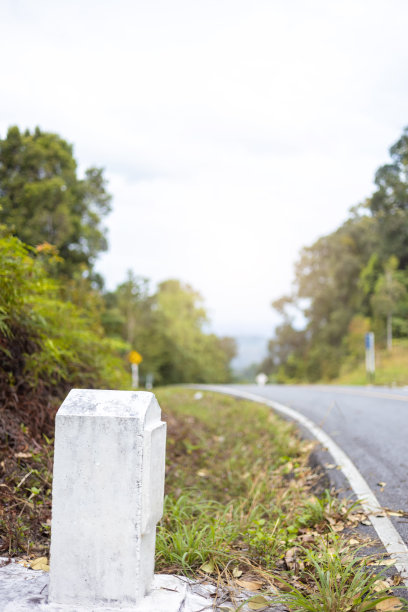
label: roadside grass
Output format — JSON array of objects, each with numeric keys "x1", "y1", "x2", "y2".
[
  {"x1": 276, "y1": 537, "x2": 399, "y2": 612},
  {"x1": 336, "y1": 339, "x2": 408, "y2": 386},
  {"x1": 155, "y1": 387, "x2": 407, "y2": 610},
  {"x1": 1, "y1": 386, "x2": 406, "y2": 610}
]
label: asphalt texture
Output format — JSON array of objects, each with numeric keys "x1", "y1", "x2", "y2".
[{"x1": 227, "y1": 384, "x2": 408, "y2": 547}]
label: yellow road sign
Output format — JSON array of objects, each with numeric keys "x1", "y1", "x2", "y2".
[{"x1": 128, "y1": 350, "x2": 143, "y2": 365}]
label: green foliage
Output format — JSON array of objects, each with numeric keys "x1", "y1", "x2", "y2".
[
  {"x1": 370, "y1": 127, "x2": 408, "y2": 268},
  {"x1": 156, "y1": 495, "x2": 242, "y2": 572},
  {"x1": 0, "y1": 124, "x2": 236, "y2": 390},
  {"x1": 0, "y1": 232, "x2": 129, "y2": 411},
  {"x1": 154, "y1": 389, "x2": 401, "y2": 610},
  {"x1": 277, "y1": 536, "x2": 405, "y2": 612},
  {"x1": 155, "y1": 388, "x2": 306, "y2": 573},
  {"x1": 264, "y1": 125, "x2": 408, "y2": 382},
  {"x1": 103, "y1": 275, "x2": 236, "y2": 385},
  {"x1": 0, "y1": 126, "x2": 111, "y2": 276}
]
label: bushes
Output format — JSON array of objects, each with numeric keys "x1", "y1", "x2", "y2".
[{"x1": 0, "y1": 233, "x2": 129, "y2": 446}]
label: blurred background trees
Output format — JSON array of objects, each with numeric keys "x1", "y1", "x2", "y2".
[
  {"x1": 261, "y1": 126, "x2": 408, "y2": 383},
  {"x1": 0, "y1": 125, "x2": 237, "y2": 427}
]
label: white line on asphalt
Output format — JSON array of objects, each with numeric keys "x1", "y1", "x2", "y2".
[{"x1": 200, "y1": 385, "x2": 408, "y2": 585}]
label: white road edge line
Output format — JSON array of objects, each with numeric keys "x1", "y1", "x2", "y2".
[{"x1": 199, "y1": 385, "x2": 408, "y2": 585}]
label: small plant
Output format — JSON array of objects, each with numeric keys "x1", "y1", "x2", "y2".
[
  {"x1": 156, "y1": 495, "x2": 240, "y2": 572},
  {"x1": 245, "y1": 516, "x2": 283, "y2": 567},
  {"x1": 277, "y1": 536, "x2": 406, "y2": 612}
]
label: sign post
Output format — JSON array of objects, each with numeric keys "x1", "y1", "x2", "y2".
[
  {"x1": 128, "y1": 350, "x2": 143, "y2": 388},
  {"x1": 365, "y1": 332, "x2": 375, "y2": 383}
]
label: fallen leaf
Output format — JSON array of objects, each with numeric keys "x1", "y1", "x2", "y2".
[
  {"x1": 232, "y1": 567, "x2": 242, "y2": 578},
  {"x1": 273, "y1": 579, "x2": 291, "y2": 592},
  {"x1": 196, "y1": 469, "x2": 209, "y2": 478},
  {"x1": 393, "y1": 575, "x2": 402, "y2": 586},
  {"x1": 375, "y1": 597, "x2": 403, "y2": 610},
  {"x1": 284, "y1": 546, "x2": 304, "y2": 572},
  {"x1": 248, "y1": 595, "x2": 269, "y2": 611},
  {"x1": 30, "y1": 557, "x2": 49, "y2": 572},
  {"x1": 370, "y1": 559, "x2": 397, "y2": 567},
  {"x1": 200, "y1": 560, "x2": 214, "y2": 574},
  {"x1": 236, "y1": 580, "x2": 262, "y2": 591},
  {"x1": 349, "y1": 538, "x2": 360, "y2": 546},
  {"x1": 298, "y1": 534, "x2": 315, "y2": 544},
  {"x1": 378, "y1": 482, "x2": 387, "y2": 488},
  {"x1": 302, "y1": 442, "x2": 316, "y2": 453},
  {"x1": 373, "y1": 579, "x2": 391, "y2": 593},
  {"x1": 382, "y1": 559, "x2": 397, "y2": 567},
  {"x1": 332, "y1": 522, "x2": 345, "y2": 532}
]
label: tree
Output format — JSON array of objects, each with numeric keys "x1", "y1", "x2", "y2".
[
  {"x1": 0, "y1": 231, "x2": 130, "y2": 446},
  {"x1": 0, "y1": 126, "x2": 111, "y2": 276},
  {"x1": 264, "y1": 213, "x2": 378, "y2": 381},
  {"x1": 369, "y1": 128, "x2": 408, "y2": 266},
  {"x1": 266, "y1": 125, "x2": 408, "y2": 381},
  {"x1": 371, "y1": 257, "x2": 407, "y2": 350},
  {"x1": 153, "y1": 279, "x2": 228, "y2": 384},
  {"x1": 103, "y1": 276, "x2": 235, "y2": 385}
]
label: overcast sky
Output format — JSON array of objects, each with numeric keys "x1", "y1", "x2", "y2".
[{"x1": 1, "y1": 0, "x2": 408, "y2": 338}]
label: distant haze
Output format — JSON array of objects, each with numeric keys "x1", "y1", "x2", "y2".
[
  {"x1": 231, "y1": 336, "x2": 268, "y2": 371},
  {"x1": 1, "y1": 1, "x2": 408, "y2": 337}
]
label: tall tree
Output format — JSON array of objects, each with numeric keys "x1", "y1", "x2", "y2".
[
  {"x1": 266, "y1": 125, "x2": 408, "y2": 382},
  {"x1": 0, "y1": 126, "x2": 111, "y2": 275},
  {"x1": 264, "y1": 213, "x2": 378, "y2": 381},
  {"x1": 371, "y1": 256, "x2": 407, "y2": 350},
  {"x1": 103, "y1": 276, "x2": 236, "y2": 385},
  {"x1": 369, "y1": 127, "x2": 408, "y2": 266}
]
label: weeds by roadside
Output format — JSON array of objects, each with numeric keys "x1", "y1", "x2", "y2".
[
  {"x1": 0, "y1": 431, "x2": 53, "y2": 556},
  {"x1": 155, "y1": 387, "x2": 407, "y2": 610},
  {"x1": 0, "y1": 387, "x2": 406, "y2": 610}
]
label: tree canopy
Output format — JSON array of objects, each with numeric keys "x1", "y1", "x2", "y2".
[
  {"x1": 0, "y1": 123, "x2": 237, "y2": 417},
  {"x1": 103, "y1": 275, "x2": 236, "y2": 385},
  {"x1": 262, "y1": 126, "x2": 408, "y2": 382},
  {"x1": 0, "y1": 126, "x2": 111, "y2": 276}
]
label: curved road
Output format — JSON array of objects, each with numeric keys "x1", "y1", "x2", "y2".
[{"x1": 225, "y1": 385, "x2": 408, "y2": 545}]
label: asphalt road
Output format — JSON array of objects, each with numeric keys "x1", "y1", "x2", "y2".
[{"x1": 228, "y1": 384, "x2": 408, "y2": 546}]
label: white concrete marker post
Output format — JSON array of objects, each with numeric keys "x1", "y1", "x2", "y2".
[{"x1": 48, "y1": 389, "x2": 166, "y2": 609}]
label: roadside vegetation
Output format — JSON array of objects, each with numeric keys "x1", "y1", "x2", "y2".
[
  {"x1": 1, "y1": 387, "x2": 406, "y2": 610},
  {"x1": 156, "y1": 389, "x2": 406, "y2": 610},
  {"x1": 334, "y1": 338, "x2": 408, "y2": 386},
  {"x1": 260, "y1": 126, "x2": 408, "y2": 387},
  {"x1": 0, "y1": 126, "x2": 236, "y2": 390}
]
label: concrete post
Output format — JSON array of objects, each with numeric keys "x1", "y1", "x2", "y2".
[{"x1": 48, "y1": 389, "x2": 166, "y2": 609}]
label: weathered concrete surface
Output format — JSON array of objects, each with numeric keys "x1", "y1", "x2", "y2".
[
  {"x1": 0, "y1": 560, "x2": 48, "y2": 610},
  {"x1": 0, "y1": 561, "x2": 287, "y2": 611},
  {"x1": 49, "y1": 390, "x2": 166, "y2": 608},
  {"x1": 1, "y1": 562, "x2": 186, "y2": 611}
]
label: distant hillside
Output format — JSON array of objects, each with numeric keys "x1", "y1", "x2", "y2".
[{"x1": 231, "y1": 335, "x2": 268, "y2": 371}]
